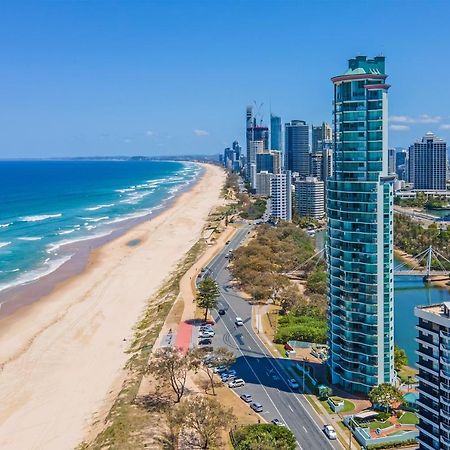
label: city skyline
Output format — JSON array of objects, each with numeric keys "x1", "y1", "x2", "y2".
[{"x1": 1, "y1": 0, "x2": 450, "y2": 158}]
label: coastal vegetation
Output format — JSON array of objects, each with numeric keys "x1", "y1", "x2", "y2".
[
  {"x1": 232, "y1": 423, "x2": 297, "y2": 450},
  {"x1": 368, "y1": 383, "x2": 403, "y2": 411},
  {"x1": 394, "y1": 214, "x2": 450, "y2": 269},
  {"x1": 394, "y1": 345, "x2": 408, "y2": 372},
  {"x1": 230, "y1": 223, "x2": 328, "y2": 344},
  {"x1": 196, "y1": 277, "x2": 220, "y2": 321},
  {"x1": 394, "y1": 192, "x2": 449, "y2": 209},
  {"x1": 77, "y1": 239, "x2": 207, "y2": 450}
]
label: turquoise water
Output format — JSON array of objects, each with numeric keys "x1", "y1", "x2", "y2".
[
  {"x1": 394, "y1": 271, "x2": 449, "y2": 367},
  {"x1": 0, "y1": 160, "x2": 200, "y2": 298}
]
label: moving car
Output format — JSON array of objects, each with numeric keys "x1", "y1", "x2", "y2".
[
  {"x1": 323, "y1": 425, "x2": 337, "y2": 440},
  {"x1": 228, "y1": 378, "x2": 245, "y2": 388},
  {"x1": 250, "y1": 402, "x2": 263, "y2": 413},
  {"x1": 287, "y1": 378, "x2": 299, "y2": 389},
  {"x1": 218, "y1": 308, "x2": 226, "y2": 315},
  {"x1": 235, "y1": 317, "x2": 244, "y2": 326},
  {"x1": 240, "y1": 394, "x2": 253, "y2": 403},
  {"x1": 271, "y1": 419, "x2": 286, "y2": 427}
]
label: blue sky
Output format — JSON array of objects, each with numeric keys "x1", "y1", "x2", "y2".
[{"x1": 1, "y1": 0, "x2": 450, "y2": 158}]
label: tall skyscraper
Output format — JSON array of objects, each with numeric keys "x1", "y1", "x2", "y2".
[
  {"x1": 388, "y1": 148, "x2": 396, "y2": 175},
  {"x1": 295, "y1": 177, "x2": 325, "y2": 219},
  {"x1": 310, "y1": 151, "x2": 323, "y2": 179},
  {"x1": 256, "y1": 149, "x2": 282, "y2": 174},
  {"x1": 395, "y1": 149, "x2": 407, "y2": 181},
  {"x1": 415, "y1": 302, "x2": 450, "y2": 450},
  {"x1": 284, "y1": 120, "x2": 310, "y2": 177},
  {"x1": 312, "y1": 122, "x2": 333, "y2": 152},
  {"x1": 327, "y1": 55, "x2": 394, "y2": 394},
  {"x1": 246, "y1": 106, "x2": 269, "y2": 179},
  {"x1": 408, "y1": 132, "x2": 447, "y2": 191},
  {"x1": 270, "y1": 114, "x2": 282, "y2": 151},
  {"x1": 249, "y1": 140, "x2": 264, "y2": 188},
  {"x1": 270, "y1": 171, "x2": 292, "y2": 222}
]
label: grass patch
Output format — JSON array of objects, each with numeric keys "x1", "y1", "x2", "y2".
[
  {"x1": 274, "y1": 312, "x2": 327, "y2": 345},
  {"x1": 398, "y1": 411, "x2": 419, "y2": 425},
  {"x1": 274, "y1": 343, "x2": 288, "y2": 358},
  {"x1": 79, "y1": 238, "x2": 207, "y2": 450},
  {"x1": 320, "y1": 398, "x2": 355, "y2": 414},
  {"x1": 367, "y1": 420, "x2": 393, "y2": 430}
]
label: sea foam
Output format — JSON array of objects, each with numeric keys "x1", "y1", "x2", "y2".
[{"x1": 20, "y1": 213, "x2": 62, "y2": 222}]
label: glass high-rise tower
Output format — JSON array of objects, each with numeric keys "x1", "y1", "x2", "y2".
[{"x1": 327, "y1": 55, "x2": 395, "y2": 394}]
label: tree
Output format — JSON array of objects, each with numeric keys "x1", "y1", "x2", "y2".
[
  {"x1": 394, "y1": 345, "x2": 408, "y2": 372},
  {"x1": 178, "y1": 396, "x2": 235, "y2": 449},
  {"x1": 278, "y1": 285, "x2": 305, "y2": 314},
  {"x1": 196, "y1": 277, "x2": 220, "y2": 321},
  {"x1": 192, "y1": 347, "x2": 236, "y2": 395},
  {"x1": 234, "y1": 424, "x2": 297, "y2": 450},
  {"x1": 368, "y1": 383, "x2": 403, "y2": 411},
  {"x1": 147, "y1": 347, "x2": 199, "y2": 403}
]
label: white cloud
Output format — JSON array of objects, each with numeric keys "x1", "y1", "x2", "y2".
[
  {"x1": 390, "y1": 114, "x2": 442, "y2": 124},
  {"x1": 193, "y1": 129, "x2": 209, "y2": 137},
  {"x1": 390, "y1": 124, "x2": 410, "y2": 131},
  {"x1": 146, "y1": 130, "x2": 155, "y2": 137},
  {"x1": 440, "y1": 124, "x2": 450, "y2": 130}
]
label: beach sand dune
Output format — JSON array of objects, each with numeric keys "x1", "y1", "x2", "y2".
[{"x1": 0, "y1": 163, "x2": 225, "y2": 450}]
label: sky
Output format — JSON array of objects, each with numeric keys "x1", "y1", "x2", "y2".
[{"x1": 1, "y1": 0, "x2": 450, "y2": 158}]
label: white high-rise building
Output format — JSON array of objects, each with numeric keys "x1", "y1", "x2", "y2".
[
  {"x1": 270, "y1": 171, "x2": 292, "y2": 221},
  {"x1": 295, "y1": 177, "x2": 325, "y2": 219}
]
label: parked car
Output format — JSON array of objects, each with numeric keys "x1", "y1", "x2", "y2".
[
  {"x1": 235, "y1": 317, "x2": 244, "y2": 326},
  {"x1": 271, "y1": 419, "x2": 286, "y2": 427},
  {"x1": 199, "y1": 326, "x2": 214, "y2": 332},
  {"x1": 214, "y1": 365, "x2": 227, "y2": 374},
  {"x1": 225, "y1": 240, "x2": 231, "y2": 245},
  {"x1": 198, "y1": 339, "x2": 212, "y2": 346},
  {"x1": 199, "y1": 331, "x2": 214, "y2": 338},
  {"x1": 228, "y1": 378, "x2": 245, "y2": 388},
  {"x1": 218, "y1": 308, "x2": 226, "y2": 315},
  {"x1": 240, "y1": 394, "x2": 253, "y2": 403},
  {"x1": 288, "y1": 378, "x2": 299, "y2": 389},
  {"x1": 227, "y1": 369, "x2": 237, "y2": 377},
  {"x1": 323, "y1": 425, "x2": 337, "y2": 440},
  {"x1": 221, "y1": 374, "x2": 235, "y2": 383},
  {"x1": 250, "y1": 402, "x2": 263, "y2": 412}
]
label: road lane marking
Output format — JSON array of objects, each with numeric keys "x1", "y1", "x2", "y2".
[{"x1": 303, "y1": 426, "x2": 308, "y2": 433}]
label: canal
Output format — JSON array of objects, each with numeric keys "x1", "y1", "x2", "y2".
[{"x1": 315, "y1": 230, "x2": 450, "y2": 367}]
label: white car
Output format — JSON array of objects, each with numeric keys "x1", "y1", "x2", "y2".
[
  {"x1": 228, "y1": 378, "x2": 245, "y2": 388},
  {"x1": 288, "y1": 378, "x2": 299, "y2": 389},
  {"x1": 323, "y1": 425, "x2": 337, "y2": 440},
  {"x1": 271, "y1": 418, "x2": 286, "y2": 427},
  {"x1": 199, "y1": 331, "x2": 214, "y2": 338},
  {"x1": 235, "y1": 317, "x2": 244, "y2": 326}
]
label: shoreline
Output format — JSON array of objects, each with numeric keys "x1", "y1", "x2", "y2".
[
  {"x1": 0, "y1": 163, "x2": 226, "y2": 450},
  {"x1": 0, "y1": 163, "x2": 203, "y2": 319}
]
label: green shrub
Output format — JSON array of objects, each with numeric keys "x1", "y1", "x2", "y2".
[{"x1": 233, "y1": 424, "x2": 297, "y2": 450}]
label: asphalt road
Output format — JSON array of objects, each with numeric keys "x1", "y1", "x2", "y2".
[{"x1": 197, "y1": 222, "x2": 343, "y2": 450}]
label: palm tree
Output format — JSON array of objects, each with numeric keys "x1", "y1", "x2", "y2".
[{"x1": 196, "y1": 276, "x2": 220, "y2": 321}]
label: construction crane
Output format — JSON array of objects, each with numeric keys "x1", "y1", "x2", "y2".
[{"x1": 253, "y1": 101, "x2": 264, "y2": 126}]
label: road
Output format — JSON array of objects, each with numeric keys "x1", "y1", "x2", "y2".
[{"x1": 198, "y1": 222, "x2": 342, "y2": 450}]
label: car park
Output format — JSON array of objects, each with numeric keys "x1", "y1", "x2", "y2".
[
  {"x1": 323, "y1": 425, "x2": 337, "y2": 440},
  {"x1": 235, "y1": 317, "x2": 244, "y2": 326},
  {"x1": 271, "y1": 419, "x2": 286, "y2": 427},
  {"x1": 250, "y1": 402, "x2": 263, "y2": 412},
  {"x1": 240, "y1": 394, "x2": 253, "y2": 403},
  {"x1": 287, "y1": 378, "x2": 299, "y2": 389},
  {"x1": 229, "y1": 378, "x2": 245, "y2": 388}
]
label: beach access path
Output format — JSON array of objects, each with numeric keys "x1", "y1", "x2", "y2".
[{"x1": 0, "y1": 163, "x2": 226, "y2": 450}]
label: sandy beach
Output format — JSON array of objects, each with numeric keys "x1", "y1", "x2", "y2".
[{"x1": 0, "y1": 163, "x2": 225, "y2": 450}]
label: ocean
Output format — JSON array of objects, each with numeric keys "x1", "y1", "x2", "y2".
[{"x1": 0, "y1": 160, "x2": 201, "y2": 306}]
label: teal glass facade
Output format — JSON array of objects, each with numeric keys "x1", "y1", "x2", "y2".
[{"x1": 327, "y1": 56, "x2": 395, "y2": 394}]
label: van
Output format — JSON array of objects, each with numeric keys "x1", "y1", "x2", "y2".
[{"x1": 228, "y1": 378, "x2": 245, "y2": 388}]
